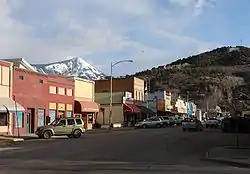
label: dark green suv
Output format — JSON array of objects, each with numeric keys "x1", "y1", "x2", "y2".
[{"x1": 35, "y1": 117, "x2": 85, "y2": 139}]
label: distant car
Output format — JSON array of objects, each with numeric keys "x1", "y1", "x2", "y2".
[
  {"x1": 205, "y1": 118, "x2": 220, "y2": 128},
  {"x1": 135, "y1": 117, "x2": 164, "y2": 128},
  {"x1": 35, "y1": 117, "x2": 85, "y2": 139},
  {"x1": 182, "y1": 118, "x2": 203, "y2": 132}
]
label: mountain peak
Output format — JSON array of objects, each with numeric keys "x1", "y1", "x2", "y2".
[{"x1": 32, "y1": 57, "x2": 106, "y2": 80}]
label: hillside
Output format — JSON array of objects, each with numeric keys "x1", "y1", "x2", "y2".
[{"x1": 134, "y1": 46, "x2": 250, "y2": 113}]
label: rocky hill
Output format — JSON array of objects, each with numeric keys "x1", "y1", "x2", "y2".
[{"x1": 134, "y1": 46, "x2": 250, "y2": 113}]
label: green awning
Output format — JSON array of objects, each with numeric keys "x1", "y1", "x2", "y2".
[{"x1": 136, "y1": 105, "x2": 155, "y2": 114}]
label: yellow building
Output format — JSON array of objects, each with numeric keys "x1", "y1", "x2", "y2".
[
  {"x1": 72, "y1": 77, "x2": 99, "y2": 130},
  {"x1": 0, "y1": 60, "x2": 24, "y2": 135}
]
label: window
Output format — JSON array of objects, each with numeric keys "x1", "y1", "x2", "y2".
[
  {"x1": 66, "y1": 111, "x2": 72, "y2": 117},
  {"x1": 76, "y1": 119, "x2": 82, "y2": 125},
  {"x1": 88, "y1": 114, "x2": 93, "y2": 123},
  {"x1": 15, "y1": 112, "x2": 24, "y2": 128},
  {"x1": 58, "y1": 119, "x2": 66, "y2": 126},
  {"x1": 67, "y1": 119, "x2": 75, "y2": 125},
  {"x1": 19, "y1": 76, "x2": 24, "y2": 80},
  {"x1": 66, "y1": 89, "x2": 73, "y2": 96},
  {"x1": 39, "y1": 79, "x2": 43, "y2": 84},
  {"x1": 37, "y1": 109, "x2": 45, "y2": 127},
  {"x1": 58, "y1": 87, "x2": 65, "y2": 95},
  {"x1": 49, "y1": 86, "x2": 57, "y2": 94},
  {"x1": 0, "y1": 113, "x2": 7, "y2": 126},
  {"x1": 49, "y1": 110, "x2": 56, "y2": 123}
]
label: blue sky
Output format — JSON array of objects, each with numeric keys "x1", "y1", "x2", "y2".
[{"x1": 0, "y1": 0, "x2": 250, "y2": 76}]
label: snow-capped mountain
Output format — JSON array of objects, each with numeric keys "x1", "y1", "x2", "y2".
[{"x1": 32, "y1": 57, "x2": 106, "y2": 80}]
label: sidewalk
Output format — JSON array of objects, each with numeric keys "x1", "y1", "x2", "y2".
[
  {"x1": 0, "y1": 136, "x2": 25, "y2": 144},
  {"x1": 205, "y1": 146, "x2": 250, "y2": 168}
]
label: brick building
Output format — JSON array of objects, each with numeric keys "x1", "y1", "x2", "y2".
[
  {"x1": 95, "y1": 77, "x2": 145, "y2": 102},
  {"x1": 12, "y1": 66, "x2": 74, "y2": 135}
]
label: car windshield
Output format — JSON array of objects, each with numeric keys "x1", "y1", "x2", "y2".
[{"x1": 49, "y1": 118, "x2": 60, "y2": 126}]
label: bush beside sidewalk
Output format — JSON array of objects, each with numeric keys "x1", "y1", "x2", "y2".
[{"x1": 205, "y1": 146, "x2": 250, "y2": 168}]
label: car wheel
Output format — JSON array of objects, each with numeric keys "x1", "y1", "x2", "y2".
[
  {"x1": 156, "y1": 124, "x2": 161, "y2": 128},
  {"x1": 43, "y1": 130, "x2": 52, "y2": 139},
  {"x1": 142, "y1": 124, "x2": 147, "y2": 129},
  {"x1": 73, "y1": 129, "x2": 82, "y2": 138}
]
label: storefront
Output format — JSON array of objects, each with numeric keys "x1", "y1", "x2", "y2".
[
  {"x1": 0, "y1": 97, "x2": 25, "y2": 135},
  {"x1": 74, "y1": 100, "x2": 99, "y2": 130},
  {"x1": 123, "y1": 103, "x2": 141, "y2": 126}
]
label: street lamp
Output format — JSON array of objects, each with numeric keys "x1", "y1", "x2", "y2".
[{"x1": 109, "y1": 60, "x2": 133, "y2": 128}]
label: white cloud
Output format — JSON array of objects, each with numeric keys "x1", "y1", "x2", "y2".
[
  {"x1": 168, "y1": 0, "x2": 216, "y2": 16},
  {"x1": 0, "y1": 0, "x2": 220, "y2": 75}
]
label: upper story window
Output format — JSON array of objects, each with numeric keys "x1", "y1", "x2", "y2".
[
  {"x1": 66, "y1": 89, "x2": 73, "y2": 96},
  {"x1": 19, "y1": 76, "x2": 24, "y2": 80},
  {"x1": 58, "y1": 87, "x2": 65, "y2": 95},
  {"x1": 39, "y1": 79, "x2": 43, "y2": 84},
  {"x1": 49, "y1": 86, "x2": 57, "y2": 94}
]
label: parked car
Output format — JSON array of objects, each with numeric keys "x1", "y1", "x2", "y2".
[
  {"x1": 159, "y1": 116, "x2": 172, "y2": 127},
  {"x1": 205, "y1": 118, "x2": 220, "y2": 128},
  {"x1": 135, "y1": 117, "x2": 164, "y2": 128},
  {"x1": 35, "y1": 117, "x2": 85, "y2": 139},
  {"x1": 182, "y1": 118, "x2": 203, "y2": 132}
]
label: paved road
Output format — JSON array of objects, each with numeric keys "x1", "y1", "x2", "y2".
[{"x1": 1, "y1": 127, "x2": 250, "y2": 173}]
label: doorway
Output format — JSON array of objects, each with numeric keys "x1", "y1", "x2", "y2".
[{"x1": 27, "y1": 108, "x2": 35, "y2": 133}]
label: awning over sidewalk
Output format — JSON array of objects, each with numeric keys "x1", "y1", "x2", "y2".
[
  {"x1": 75, "y1": 100, "x2": 99, "y2": 113},
  {"x1": 0, "y1": 97, "x2": 25, "y2": 113},
  {"x1": 123, "y1": 103, "x2": 141, "y2": 113},
  {"x1": 136, "y1": 105, "x2": 155, "y2": 114}
]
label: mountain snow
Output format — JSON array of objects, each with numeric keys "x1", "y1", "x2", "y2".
[{"x1": 32, "y1": 57, "x2": 106, "y2": 80}]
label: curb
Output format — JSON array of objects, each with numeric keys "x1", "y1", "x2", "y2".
[
  {"x1": 204, "y1": 157, "x2": 250, "y2": 168},
  {"x1": 204, "y1": 149, "x2": 250, "y2": 168},
  {"x1": 0, "y1": 138, "x2": 24, "y2": 144}
]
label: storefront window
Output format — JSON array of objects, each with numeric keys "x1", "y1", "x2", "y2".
[
  {"x1": 66, "y1": 111, "x2": 72, "y2": 117},
  {"x1": 49, "y1": 110, "x2": 56, "y2": 123},
  {"x1": 38, "y1": 109, "x2": 45, "y2": 127},
  {"x1": 15, "y1": 112, "x2": 24, "y2": 128},
  {"x1": 0, "y1": 113, "x2": 7, "y2": 126},
  {"x1": 58, "y1": 111, "x2": 65, "y2": 118},
  {"x1": 88, "y1": 114, "x2": 93, "y2": 123}
]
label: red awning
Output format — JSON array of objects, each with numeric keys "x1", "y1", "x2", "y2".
[
  {"x1": 123, "y1": 103, "x2": 141, "y2": 113},
  {"x1": 75, "y1": 100, "x2": 99, "y2": 113}
]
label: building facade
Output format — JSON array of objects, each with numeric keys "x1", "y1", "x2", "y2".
[
  {"x1": 145, "y1": 90, "x2": 173, "y2": 115},
  {"x1": 12, "y1": 67, "x2": 75, "y2": 135},
  {"x1": 47, "y1": 75, "x2": 75, "y2": 123},
  {"x1": 0, "y1": 61, "x2": 24, "y2": 135},
  {"x1": 95, "y1": 77, "x2": 145, "y2": 101},
  {"x1": 73, "y1": 77, "x2": 99, "y2": 130}
]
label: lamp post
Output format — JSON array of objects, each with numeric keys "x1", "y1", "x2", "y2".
[{"x1": 109, "y1": 60, "x2": 133, "y2": 129}]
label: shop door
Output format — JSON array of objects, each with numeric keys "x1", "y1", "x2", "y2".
[
  {"x1": 27, "y1": 108, "x2": 35, "y2": 133},
  {"x1": 26, "y1": 112, "x2": 31, "y2": 133},
  {"x1": 37, "y1": 109, "x2": 45, "y2": 127}
]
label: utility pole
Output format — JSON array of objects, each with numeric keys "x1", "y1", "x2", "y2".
[{"x1": 109, "y1": 60, "x2": 133, "y2": 129}]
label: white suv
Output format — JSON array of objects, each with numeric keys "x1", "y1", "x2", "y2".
[{"x1": 135, "y1": 117, "x2": 164, "y2": 128}]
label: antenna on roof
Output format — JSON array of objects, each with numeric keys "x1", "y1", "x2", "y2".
[{"x1": 240, "y1": 39, "x2": 243, "y2": 46}]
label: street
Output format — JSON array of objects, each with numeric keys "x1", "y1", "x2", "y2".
[{"x1": 1, "y1": 127, "x2": 250, "y2": 173}]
